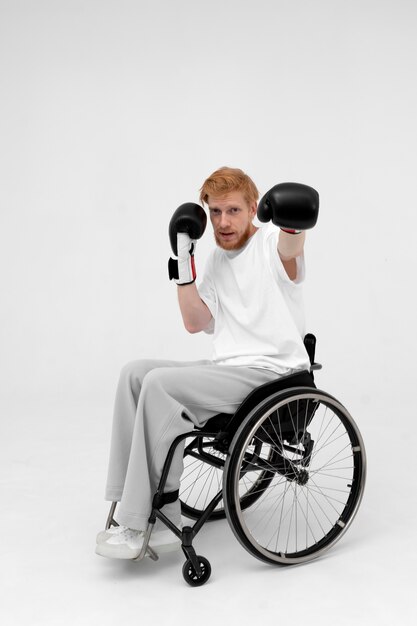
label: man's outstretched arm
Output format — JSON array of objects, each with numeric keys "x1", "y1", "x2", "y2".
[
  {"x1": 278, "y1": 230, "x2": 306, "y2": 281},
  {"x1": 257, "y1": 182, "x2": 319, "y2": 281}
]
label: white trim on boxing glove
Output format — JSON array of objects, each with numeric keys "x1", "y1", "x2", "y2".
[{"x1": 169, "y1": 232, "x2": 197, "y2": 285}]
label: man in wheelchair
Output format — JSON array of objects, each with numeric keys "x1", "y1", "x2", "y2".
[{"x1": 95, "y1": 167, "x2": 335, "y2": 567}]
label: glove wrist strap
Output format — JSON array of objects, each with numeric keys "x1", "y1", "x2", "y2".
[
  {"x1": 280, "y1": 227, "x2": 302, "y2": 235},
  {"x1": 168, "y1": 256, "x2": 196, "y2": 285}
]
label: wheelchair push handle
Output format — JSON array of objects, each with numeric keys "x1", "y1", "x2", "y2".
[{"x1": 304, "y1": 333, "x2": 322, "y2": 371}]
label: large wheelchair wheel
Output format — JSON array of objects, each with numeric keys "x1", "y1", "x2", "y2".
[
  {"x1": 223, "y1": 388, "x2": 366, "y2": 565},
  {"x1": 180, "y1": 434, "x2": 275, "y2": 521}
]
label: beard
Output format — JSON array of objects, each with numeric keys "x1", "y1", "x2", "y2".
[{"x1": 214, "y1": 222, "x2": 257, "y2": 251}]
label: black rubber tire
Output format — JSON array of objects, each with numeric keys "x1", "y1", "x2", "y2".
[
  {"x1": 224, "y1": 388, "x2": 366, "y2": 565},
  {"x1": 182, "y1": 556, "x2": 212, "y2": 586}
]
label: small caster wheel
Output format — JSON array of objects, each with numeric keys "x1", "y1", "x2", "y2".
[{"x1": 182, "y1": 556, "x2": 211, "y2": 587}]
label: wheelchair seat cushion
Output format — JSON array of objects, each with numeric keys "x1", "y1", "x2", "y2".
[{"x1": 201, "y1": 369, "x2": 316, "y2": 438}]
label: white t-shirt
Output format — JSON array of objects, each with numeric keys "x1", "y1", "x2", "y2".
[{"x1": 198, "y1": 224, "x2": 311, "y2": 375}]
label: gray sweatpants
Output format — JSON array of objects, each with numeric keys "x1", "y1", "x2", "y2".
[{"x1": 104, "y1": 358, "x2": 280, "y2": 531}]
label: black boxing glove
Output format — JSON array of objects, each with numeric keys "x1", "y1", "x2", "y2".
[
  {"x1": 257, "y1": 182, "x2": 319, "y2": 232},
  {"x1": 168, "y1": 203, "x2": 207, "y2": 285}
]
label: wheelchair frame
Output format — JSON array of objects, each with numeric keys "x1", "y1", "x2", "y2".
[{"x1": 105, "y1": 335, "x2": 366, "y2": 586}]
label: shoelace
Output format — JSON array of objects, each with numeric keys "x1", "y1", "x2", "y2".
[
  {"x1": 119, "y1": 528, "x2": 143, "y2": 539},
  {"x1": 106, "y1": 525, "x2": 128, "y2": 535}
]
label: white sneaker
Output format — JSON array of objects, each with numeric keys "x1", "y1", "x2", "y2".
[
  {"x1": 95, "y1": 527, "x2": 145, "y2": 559},
  {"x1": 95, "y1": 526, "x2": 182, "y2": 560},
  {"x1": 96, "y1": 524, "x2": 127, "y2": 544}
]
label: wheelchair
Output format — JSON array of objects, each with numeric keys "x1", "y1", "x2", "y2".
[{"x1": 105, "y1": 334, "x2": 366, "y2": 586}]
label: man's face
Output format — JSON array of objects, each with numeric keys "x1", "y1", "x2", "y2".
[{"x1": 208, "y1": 191, "x2": 258, "y2": 251}]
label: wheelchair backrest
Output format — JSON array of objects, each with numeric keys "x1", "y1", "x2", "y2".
[
  {"x1": 201, "y1": 334, "x2": 319, "y2": 439},
  {"x1": 202, "y1": 369, "x2": 317, "y2": 442},
  {"x1": 228, "y1": 369, "x2": 316, "y2": 430}
]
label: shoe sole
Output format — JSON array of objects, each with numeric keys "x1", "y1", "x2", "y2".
[
  {"x1": 96, "y1": 530, "x2": 181, "y2": 559},
  {"x1": 95, "y1": 537, "x2": 181, "y2": 558},
  {"x1": 96, "y1": 527, "x2": 183, "y2": 548},
  {"x1": 95, "y1": 542, "x2": 141, "y2": 560}
]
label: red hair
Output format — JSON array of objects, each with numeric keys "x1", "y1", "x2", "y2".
[{"x1": 199, "y1": 167, "x2": 259, "y2": 206}]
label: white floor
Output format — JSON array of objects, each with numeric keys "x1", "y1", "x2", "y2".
[{"x1": 1, "y1": 401, "x2": 416, "y2": 626}]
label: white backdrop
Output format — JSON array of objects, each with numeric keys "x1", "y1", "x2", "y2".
[
  {"x1": 1, "y1": 0, "x2": 416, "y2": 415},
  {"x1": 1, "y1": 1, "x2": 416, "y2": 624}
]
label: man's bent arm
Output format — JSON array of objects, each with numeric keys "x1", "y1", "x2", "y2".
[{"x1": 177, "y1": 283, "x2": 213, "y2": 333}]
